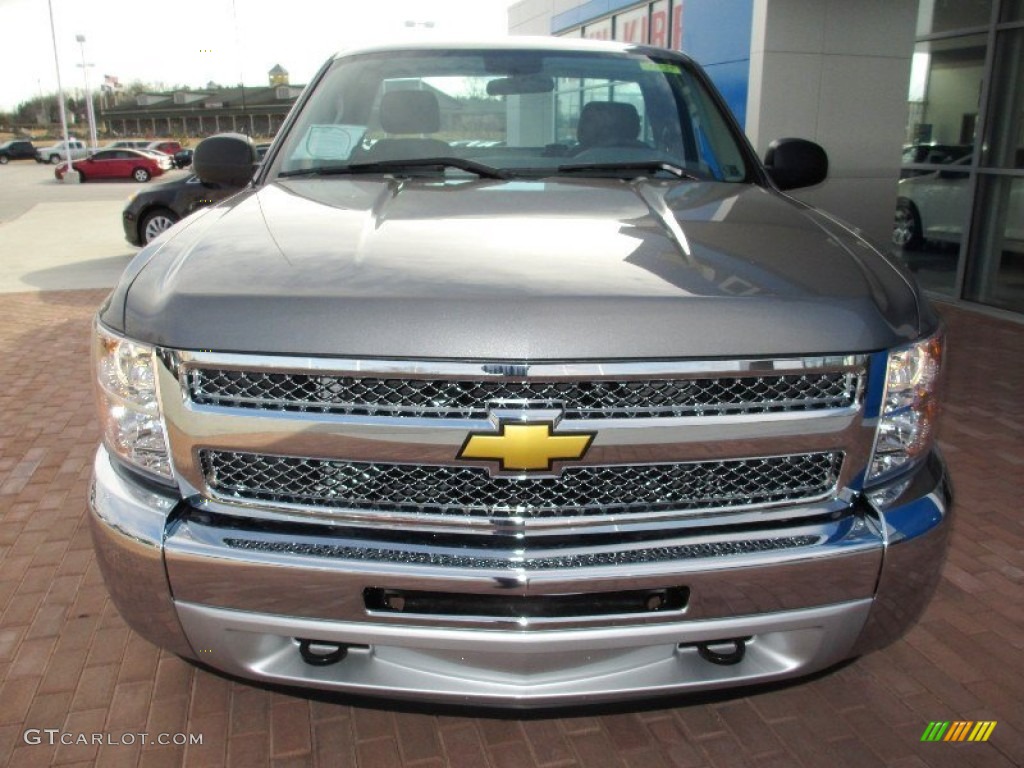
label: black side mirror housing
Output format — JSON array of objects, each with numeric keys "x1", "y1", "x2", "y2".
[
  {"x1": 193, "y1": 133, "x2": 257, "y2": 188},
  {"x1": 764, "y1": 138, "x2": 828, "y2": 191}
]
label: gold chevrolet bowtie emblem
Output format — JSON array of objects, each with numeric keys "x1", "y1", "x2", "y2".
[{"x1": 457, "y1": 421, "x2": 595, "y2": 472}]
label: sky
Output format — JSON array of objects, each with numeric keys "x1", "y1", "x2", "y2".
[{"x1": 0, "y1": 0, "x2": 521, "y2": 112}]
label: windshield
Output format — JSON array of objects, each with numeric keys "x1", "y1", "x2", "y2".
[{"x1": 271, "y1": 48, "x2": 751, "y2": 182}]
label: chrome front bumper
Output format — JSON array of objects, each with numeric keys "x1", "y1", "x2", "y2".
[{"x1": 88, "y1": 446, "x2": 952, "y2": 706}]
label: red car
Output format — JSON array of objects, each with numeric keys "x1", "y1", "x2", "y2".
[{"x1": 54, "y1": 149, "x2": 169, "y2": 183}]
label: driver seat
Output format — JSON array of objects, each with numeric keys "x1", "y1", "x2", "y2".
[
  {"x1": 576, "y1": 101, "x2": 645, "y2": 149},
  {"x1": 363, "y1": 90, "x2": 451, "y2": 162}
]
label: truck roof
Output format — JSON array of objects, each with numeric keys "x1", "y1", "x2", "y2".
[{"x1": 330, "y1": 36, "x2": 695, "y2": 64}]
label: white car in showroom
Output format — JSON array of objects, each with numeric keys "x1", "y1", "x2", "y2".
[{"x1": 894, "y1": 155, "x2": 1023, "y2": 253}]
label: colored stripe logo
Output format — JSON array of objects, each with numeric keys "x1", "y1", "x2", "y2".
[{"x1": 921, "y1": 721, "x2": 997, "y2": 742}]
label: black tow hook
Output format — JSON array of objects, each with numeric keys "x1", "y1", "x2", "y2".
[
  {"x1": 695, "y1": 637, "x2": 747, "y2": 666},
  {"x1": 297, "y1": 639, "x2": 348, "y2": 666}
]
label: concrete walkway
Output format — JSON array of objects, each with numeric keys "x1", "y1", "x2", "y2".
[
  {"x1": 0, "y1": 201, "x2": 135, "y2": 293},
  {"x1": 0, "y1": 162, "x2": 191, "y2": 294}
]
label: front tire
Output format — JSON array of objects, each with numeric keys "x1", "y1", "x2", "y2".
[
  {"x1": 140, "y1": 209, "x2": 179, "y2": 244},
  {"x1": 133, "y1": 167, "x2": 151, "y2": 183},
  {"x1": 77, "y1": 171, "x2": 86, "y2": 183},
  {"x1": 49, "y1": 154, "x2": 62, "y2": 165},
  {"x1": 0, "y1": 155, "x2": 8, "y2": 165},
  {"x1": 893, "y1": 199, "x2": 923, "y2": 250}
]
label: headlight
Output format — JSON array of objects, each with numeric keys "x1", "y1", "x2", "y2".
[
  {"x1": 867, "y1": 329, "x2": 944, "y2": 483},
  {"x1": 93, "y1": 322, "x2": 173, "y2": 480}
]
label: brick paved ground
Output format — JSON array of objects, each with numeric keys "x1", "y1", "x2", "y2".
[{"x1": 0, "y1": 291, "x2": 1021, "y2": 768}]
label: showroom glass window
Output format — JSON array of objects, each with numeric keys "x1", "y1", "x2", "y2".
[
  {"x1": 898, "y1": 0, "x2": 1024, "y2": 314},
  {"x1": 900, "y1": 33, "x2": 986, "y2": 296},
  {"x1": 918, "y1": 0, "x2": 993, "y2": 34},
  {"x1": 965, "y1": 23, "x2": 1024, "y2": 311}
]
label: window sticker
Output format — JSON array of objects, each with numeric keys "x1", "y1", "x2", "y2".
[
  {"x1": 641, "y1": 62, "x2": 682, "y2": 74},
  {"x1": 296, "y1": 124, "x2": 366, "y2": 160}
]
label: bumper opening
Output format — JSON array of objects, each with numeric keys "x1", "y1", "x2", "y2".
[{"x1": 363, "y1": 586, "x2": 689, "y2": 619}]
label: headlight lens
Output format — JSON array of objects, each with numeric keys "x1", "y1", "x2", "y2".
[
  {"x1": 868, "y1": 330, "x2": 944, "y2": 482},
  {"x1": 93, "y1": 322, "x2": 173, "y2": 480}
]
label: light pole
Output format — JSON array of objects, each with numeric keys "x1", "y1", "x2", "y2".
[
  {"x1": 46, "y1": 0, "x2": 75, "y2": 181},
  {"x1": 76, "y1": 34, "x2": 99, "y2": 150}
]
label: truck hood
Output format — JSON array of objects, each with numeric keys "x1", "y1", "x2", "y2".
[{"x1": 114, "y1": 177, "x2": 922, "y2": 359}]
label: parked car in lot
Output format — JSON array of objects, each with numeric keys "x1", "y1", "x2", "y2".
[
  {"x1": 0, "y1": 139, "x2": 36, "y2": 163},
  {"x1": 123, "y1": 173, "x2": 234, "y2": 245},
  {"x1": 135, "y1": 149, "x2": 176, "y2": 167},
  {"x1": 55, "y1": 148, "x2": 168, "y2": 183},
  {"x1": 104, "y1": 140, "x2": 151, "y2": 150},
  {"x1": 36, "y1": 139, "x2": 89, "y2": 164},
  {"x1": 172, "y1": 148, "x2": 193, "y2": 168},
  {"x1": 894, "y1": 155, "x2": 1024, "y2": 253},
  {"x1": 146, "y1": 140, "x2": 183, "y2": 156},
  {"x1": 172, "y1": 143, "x2": 267, "y2": 170}
]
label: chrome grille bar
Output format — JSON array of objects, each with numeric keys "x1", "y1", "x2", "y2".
[
  {"x1": 200, "y1": 449, "x2": 843, "y2": 518},
  {"x1": 187, "y1": 367, "x2": 861, "y2": 419},
  {"x1": 220, "y1": 534, "x2": 822, "y2": 569}
]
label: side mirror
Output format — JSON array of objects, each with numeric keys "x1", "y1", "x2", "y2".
[
  {"x1": 193, "y1": 133, "x2": 257, "y2": 188},
  {"x1": 764, "y1": 138, "x2": 828, "y2": 191}
]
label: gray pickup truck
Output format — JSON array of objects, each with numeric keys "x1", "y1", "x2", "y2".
[
  {"x1": 90, "y1": 39, "x2": 951, "y2": 707},
  {"x1": 35, "y1": 139, "x2": 89, "y2": 164}
]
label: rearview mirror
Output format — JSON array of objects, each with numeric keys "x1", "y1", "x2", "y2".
[
  {"x1": 193, "y1": 133, "x2": 257, "y2": 188},
  {"x1": 764, "y1": 138, "x2": 828, "y2": 191},
  {"x1": 487, "y1": 75, "x2": 555, "y2": 96}
]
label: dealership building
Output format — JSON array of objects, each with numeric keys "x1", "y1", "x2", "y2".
[
  {"x1": 509, "y1": 0, "x2": 1024, "y2": 317},
  {"x1": 98, "y1": 66, "x2": 303, "y2": 141}
]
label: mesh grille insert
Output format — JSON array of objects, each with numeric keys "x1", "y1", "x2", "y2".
[
  {"x1": 200, "y1": 450, "x2": 843, "y2": 518},
  {"x1": 187, "y1": 368, "x2": 861, "y2": 419},
  {"x1": 221, "y1": 535, "x2": 822, "y2": 569}
]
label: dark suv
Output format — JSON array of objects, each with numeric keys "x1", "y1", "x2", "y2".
[
  {"x1": 0, "y1": 139, "x2": 36, "y2": 164},
  {"x1": 122, "y1": 175, "x2": 232, "y2": 245}
]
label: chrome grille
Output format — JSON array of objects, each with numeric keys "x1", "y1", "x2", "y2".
[
  {"x1": 186, "y1": 368, "x2": 861, "y2": 419},
  {"x1": 221, "y1": 535, "x2": 821, "y2": 569},
  {"x1": 200, "y1": 450, "x2": 843, "y2": 518}
]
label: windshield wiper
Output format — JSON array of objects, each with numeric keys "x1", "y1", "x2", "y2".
[
  {"x1": 279, "y1": 157, "x2": 508, "y2": 179},
  {"x1": 554, "y1": 161, "x2": 701, "y2": 180}
]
